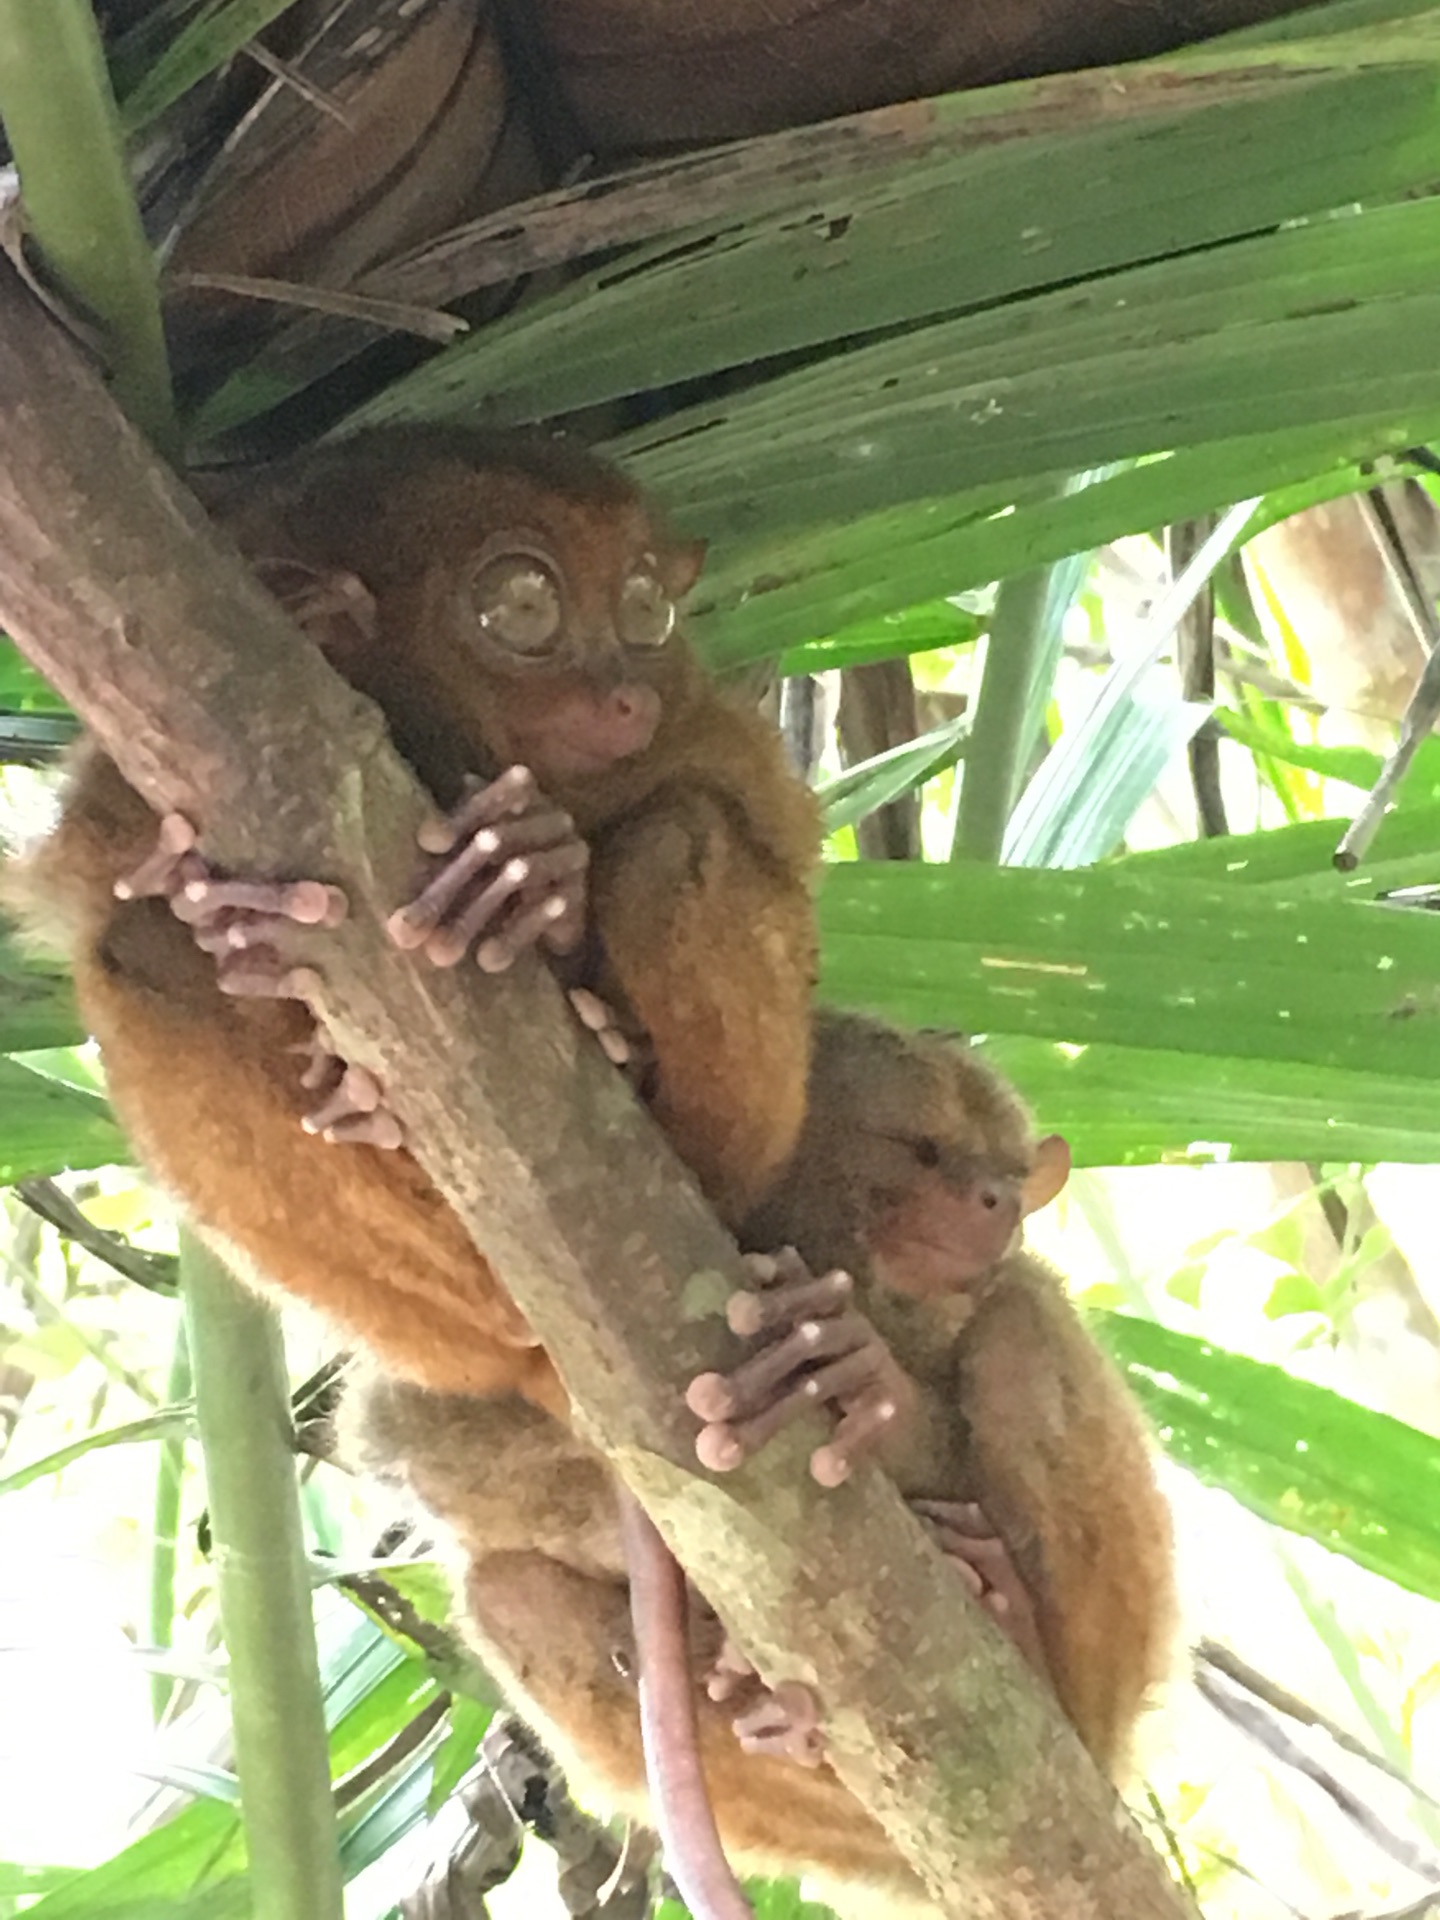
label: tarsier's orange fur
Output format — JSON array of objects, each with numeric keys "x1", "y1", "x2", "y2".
[
  {"x1": 348, "y1": 1014, "x2": 1178, "y2": 1915},
  {"x1": 6, "y1": 429, "x2": 819, "y2": 1413}
]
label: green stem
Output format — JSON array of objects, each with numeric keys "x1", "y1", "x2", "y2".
[
  {"x1": 149, "y1": 1310, "x2": 191, "y2": 1725},
  {"x1": 950, "y1": 565, "x2": 1060, "y2": 864},
  {"x1": 182, "y1": 1235, "x2": 344, "y2": 1920},
  {"x1": 0, "y1": 0, "x2": 175, "y2": 451}
]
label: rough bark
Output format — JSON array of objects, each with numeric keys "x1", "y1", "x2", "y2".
[{"x1": 0, "y1": 262, "x2": 1192, "y2": 1920}]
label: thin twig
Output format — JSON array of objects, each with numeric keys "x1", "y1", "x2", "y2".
[
  {"x1": 335, "y1": 1692, "x2": 450, "y2": 1810},
  {"x1": 14, "y1": 1177, "x2": 178, "y2": 1293},
  {"x1": 240, "y1": 39, "x2": 353, "y2": 129},
  {"x1": 168, "y1": 268, "x2": 467, "y2": 341},
  {"x1": 1333, "y1": 631, "x2": 1440, "y2": 868},
  {"x1": 1197, "y1": 1667, "x2": 1440, "y2": 1879},
  {"x1": 1169, "y1": 516, "x2": 1229, "y2": 839},
  {"x1": 1198, "y1": 1642, "x2": 1440, "y2": 1816},
  {"x1": 1358, "y1": 487, "x2": 1438, "y2": 662}
]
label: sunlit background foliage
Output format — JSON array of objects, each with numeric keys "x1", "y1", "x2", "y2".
[{"x1": 5, "y1": 0, "x2": 1440, "y2": 1914}]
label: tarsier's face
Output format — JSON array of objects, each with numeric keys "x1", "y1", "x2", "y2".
[
  {"x1": 442, "y1": 477, "x2": 706, "y2": 787},
  {"x1": 825, "y1": 1026, "x2": 1069, "y2": 1301}
]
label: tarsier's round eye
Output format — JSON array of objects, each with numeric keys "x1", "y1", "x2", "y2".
[
  {"x1": 617, "y1": 565, "x2": 675, "y2": 649},
  {"x1": 470, "y1": 554, "x2": 563, "y2": 656}
]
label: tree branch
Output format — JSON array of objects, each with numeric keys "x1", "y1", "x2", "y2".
[{"x1": 0, "y1": 260, "x2": 1192, "y2": 1920}]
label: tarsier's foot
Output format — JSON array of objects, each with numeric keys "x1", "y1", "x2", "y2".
[
  {"x1": 705, "y1": 1635, "x2": 825, "y2": 1769},
  {"x1": 731, "y1": 1682, "x2": 826, "y2": 1769},
  {"x1": 293, "y1": 1027, "x2": 405, "y2": 1150},
  {"x1": 686, "y1": 1248, "x2": 914, "y2": 1486},
  {"x1": 387, "y1": 765, "x2": 588, "y2": 972},
  {"x1": 911, "y1": 1499, "x2": 1048, "y2": 1679}
]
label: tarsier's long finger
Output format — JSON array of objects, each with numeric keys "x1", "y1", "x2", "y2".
[
  {"x1": 731, "y1": 1683, "x2": 826, "y2": 1769},
  {"x1": 725, "y1": 1266, "x2": 853, "y2": 1339},
  {"x1": 704, "y1": 1634, "x2": 759, "y2": 1705},
  {"x1": 738, "y1": 1247, "x2": 815, "y2": 1294},
  {"x1": 477, "y1": 805, "x2": 579, "y2": 860},
  {"x1": 415, "y1": 764, "x2": 538, "y2": 855},
  {"x1": 388, "y1": 826, "x2": 508, "y2": 948},
  {"x1": 422, "y1": 859, "x2": 531, "y2": 967},
  {"x1": 686, "y1": 1313, "x2": 869, "y2": 1425},
  {"x1": 316, "y1": 1108, "x2": 405, "y2": 1151},
  {"x1": 476, "y1": 896, "x2": 570, "y2": 973},
  {"x1": 692, "y1": 1379, "x2": 823, "y2": 1472},
  {"x1": 568, "y1": 988, "x2": 632, "y2": 1066},
  {"x1": 177, "y1": 876, "x2": 347, "y2": 927},
  {"x1": 910, "y1": 1499, "x2": 1049, "y2": 1676},
  {"x1": 302, "y1": 1062, "x2": 383, "y2": 1133},
  {"x1": 114, "y1": 813, "x2": 200, "y2": 900},
  {"x1": 215, "y1": 954, "x2": 323, "y2": 1002},
  {"x1": 809, "y1": 1387, "x2": 902, "y2": 1488}
]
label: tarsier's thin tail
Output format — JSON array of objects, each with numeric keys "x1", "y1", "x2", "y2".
[{"x1": 617, "y1": 1487, "x2": 755, "y2": 1920}]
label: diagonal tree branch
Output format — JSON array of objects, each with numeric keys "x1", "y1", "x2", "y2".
[{"x1": 0, "y1": 259, "x2": 1191, "y2": 1920}]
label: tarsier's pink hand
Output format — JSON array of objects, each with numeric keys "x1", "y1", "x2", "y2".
[
  {"x1": 116, "y1": 814, "x2": 398, "y2": 1150},
  {"x1": 387, "y1": 766, "x2": 588, "y2": 973},
  {"x1": 685, "y1": 1248, "x2": 916, "y2": 1487},
  {"x1": 912, "y1": 1499, "x2": 1049, "y2": 1680}
]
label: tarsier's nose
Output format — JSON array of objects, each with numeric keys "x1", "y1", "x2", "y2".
[{"x1": 601, "y1": 682, "x2": 662, "y2": 757}]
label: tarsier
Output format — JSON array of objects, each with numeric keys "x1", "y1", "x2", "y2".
[
  {"x1": 7, "y1": 427, "x2": 820, "y2": 1419},
  {"x1": 347, "y1": 1011, "x2": 1179, "y2": 1916}
]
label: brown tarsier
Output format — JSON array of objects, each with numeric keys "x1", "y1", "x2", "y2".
[
  {"x1": 346, "y1": 1012, "x2": 1178, "y2": 1917},
  {"x1": 7, "y1": 427, "x2": 820, "y2": 1417}
]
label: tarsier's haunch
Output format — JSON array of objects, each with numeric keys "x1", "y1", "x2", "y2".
[
  {"x1": 347, "y1": 1012, "x2": 1179, "y2": 1916},
  {"x1": 6, "y1": 427, "x2": 819, "y2": 1416}
]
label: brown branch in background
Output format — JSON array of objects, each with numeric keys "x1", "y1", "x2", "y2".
[
  {"x1": 1168, "y1": 515, "x2": 1228, "y2": 840},
  {"x1": 778, "y1": 673, "x2": 825, "y2": 782},
  {"x1": 13, "y1": 1177, "x2": 179, "y2": 1293},
  {"x1": 0, "y1": 258, "x2": 1195, "y2": 1919},
  {"x1": 1198, "y1": 1642, "x2": 1440, "y2": 1816},
  {"x1": 402, "y1": 1717, "x2": 657, "y2": 1920},
  {"x1": 837, "y1": 659, "x2": 921, "y2": 858},
  {"x1": 1195, "y1": 1666, "x2": 1440, "y2": 1879}
]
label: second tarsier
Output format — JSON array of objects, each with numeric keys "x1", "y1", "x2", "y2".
[{"x1": 351, "y1": 1010, "x2": 1179, "y2": 1917}]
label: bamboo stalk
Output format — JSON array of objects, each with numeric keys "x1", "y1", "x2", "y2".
[
  {"x1": 0, "y1": 0, "x2": 175, "y2": 450},
  {"x1": 148, "y1": 1312, "x2": 190, "y2": 1725},
  {"x1": 181, "y1": 1234, "x2": 343, "y2": 1920}
]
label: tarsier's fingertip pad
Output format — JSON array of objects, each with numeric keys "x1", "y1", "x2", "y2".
[
  {"x1": 289, "y1": 881, "x2": 348, "y2": 927},
  {"x1": 695, "y1": 1425, "x2": 743, "y2": 1472},
  {"x1": 475, "y1": 939, "x2": 511, "y2": 973},
  {"x1": 810, "y1": 1447, "x2": 850, "y2": 1488},
  {"x1": 415, "y1": 818, "x2": 457, "y2": 855},
  {"x1": 740, "y1": 1253, "x2": 779, "y2": 1286},
  {"x1": 385, "y1": 906, "x2": 428, "y2": 948},
  {"x1": 726, "y1": 1293, "x2": 765, "y2": 1337},
  {"x1": 685, "y1": 1373, "x2": 733, "y2": 1421}
]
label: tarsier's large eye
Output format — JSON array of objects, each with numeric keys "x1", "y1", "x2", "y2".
[
  {"x1": 470, "y1": 554, "x2": 563, "y2": 656},
  {"x1": 617, "y1": 563, "x2": 675, "y2": 649}
]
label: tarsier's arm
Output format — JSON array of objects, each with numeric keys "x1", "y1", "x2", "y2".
[
  {"x1": 8, "y1": 750, "x2": 565, "y2": 1412},
  {"x1": 589, "y1": 767, "x2": 818, "y2": 1223}
]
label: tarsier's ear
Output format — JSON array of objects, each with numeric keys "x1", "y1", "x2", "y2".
[
  {"x1": 252, "y1": 556, "x2": 378, "y2": 664},
  {"x1": 665, "y1": 537, "x2": 708, "y2": 599},
  {"x1": 1022, "y1": 1133, "x2": 1071, "y2": 1216}
]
